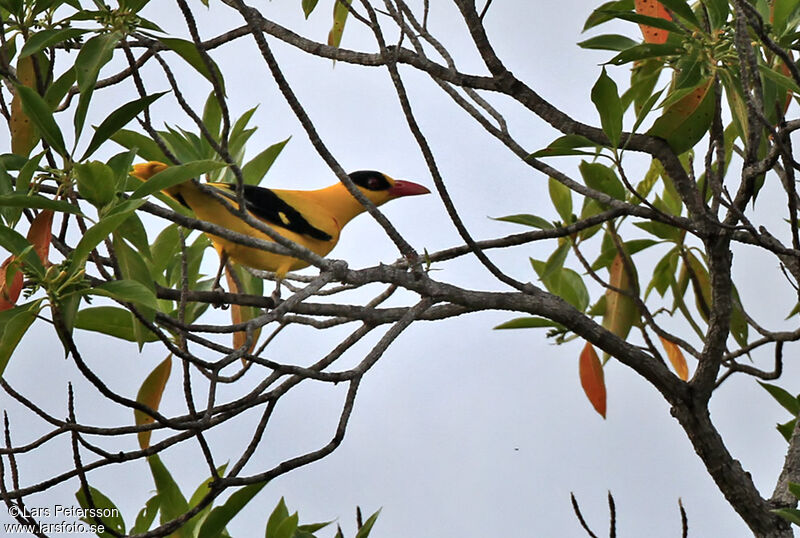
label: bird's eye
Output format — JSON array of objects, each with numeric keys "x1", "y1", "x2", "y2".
[{"x1": 366, "y1": 176, "x2": 382, "y2": 190}]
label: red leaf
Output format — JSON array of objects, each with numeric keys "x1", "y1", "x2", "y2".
[
  {"x1": 0, "y1": 257, "x2": 23, "y2": 311},
  {"x1": 579, "y1": 342, "x2": 607, "y2": 418},
  {"x1": 26, "y1": 210, "x2": 53, "y2": 265},
  {"x1": 635, "y1": 0, "x2": 672, "y2": 44},
  {"x1": 659, "y1": 336, "x2": 689, "y2": 380}
]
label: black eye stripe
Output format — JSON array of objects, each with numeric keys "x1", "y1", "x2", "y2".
[{"x1": 348, "y1": 170, "x2": 390, "y2": 191}]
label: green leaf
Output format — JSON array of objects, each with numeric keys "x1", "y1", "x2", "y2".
[
  {"x1": 529, "y1": 134, "x2": 599, "y2": 159},
  {"x1": 272, "y1": 513, "x2": 299, "y2": 538},
  {"x1": 493, "y1": 316, "x2": 565, "y2": 330},
  {"x1": 548, "y1": 177, "x2": 573, "y2": 222},
  {"x1": 328, "y1": 0, "x2": 352, "y2": 48},
  {"x1": 131, "y1": 495, "x2": 160, "y2": 534},
  {"x1": 703, "y1": 0, "x2": 730, "y2": 30},
  {"x1": 197, "y1": 481, "x2": 268, "y2": 538},
  {"x1": 117, "y1": 212, "x2": 152, "y2": 260},
  {"x1": 583, "y1": 0, "x2": 635, "y2": 31},
  {"x1": 302, "y1": 0, "x2": 319, "y2": 17},
  {"x1": 75, "y1": 486, "x2": 126, "y2": 537},
  {"x1": 657, "y1": 0, "x2": 701, "y2": 27},
  {"x1": 624, "y1": 59, "x2": 664, "y2": 114},
  {"x1": 788, "y1": 481, "x2": 800, "y2": 500},
  {"x1": 158, "y1": 37, "x2": 226, "y2": 95},
  {"x1": 150, "y1": 223, "x2": 182, "y2": 275},
  {"x1": 579, "y1": 161, "x2": 626, "y2": 201},
  {"x1": 242, "y1": 137, "x2": 290, "y2": 185},
  {"x1": 74, "y1": 305, "x2": 158, "y2": 342},
  {"x1": 577, "y1": 34, "x2": 638, "y2": 51},
  {"x1": 44, "y1": 67, "x2": 77, "y2": 110},
  {"x1": 0, "y1": 224, "x2": 45, "y2": 277},
  {"x1": 108, "y1": 149, "x2": 139, "y2": 191},
  {"x1": 354, "y1": 509, "x2": 381, "y2": 538},
  {"x1": 633, "y1": 220, "x2": 682, "y2": 241},
  {"x1": 647, "y1": 78, "x2": 715, "y2": 154},
  {"x1": 0, "y1": 0, "x2": 24, "y2": 17},
  {"x1": 591, "y1": 68, "x2": 623, "y2": 147},
  {"x1": 75, "y1": 161, "x2": 116, "y2": 208},
  {"x1": 298, "y1": 520, "x2": 335, "y2": 533},
  {"x1": 778, "y1": 419, "x2": 796, "y2": 442},
  {"x1": 20, "y1": 28, "x2": 88, "y2": 58},
  {"x1": 759, "y1": 63, "x2": 800, "y2": 94},
  {"x1": 82, "y1": 92, "x2": 168, "y2": 160},
  {"x1": 15, "y1": 84, "x2": 68, "y2": 157},
  {"x1": 592, "y1": 238, "x2": 659, "y2": 272},
  {"x1": 201, "y1": 93, "x2": 222, "y2": 161},
  {"x1": 130, "y1": 160, "x2": 227, "y2": 199},
  {"x1": 0, "y1": 166, "x2": 14, "y2": 225},
  {"x1": 759, "y1": 382, "x2": 800, "y2": 416},
  {"x1": 74, "y1": 32, "x2": 122, "y2": 137},
  {"x1": 110, "y1": 128, "x2": 169, "y2": 163},
  {"x1": 491, "y1": 214, "x2": 553, "y2": 229},
  {"x1": 191, "y1": 467, "x2": 230, "y2": 517},
  {"x1": 771, "y1": 0, "x2": 800, "y2": 35},
  {"x1": 530, "y1": 258, "x2": 590, "y2": 311},
  {"x1": 600, "y1": 10, "x2": 684, "y2": 33},
  {"x1": 113, "y1": 234, "x2": 156, "y2": 317},
  {"x1": 730, "y1": 287, "x2": 749, "y2": 349},
  {"x1": 53, "y1": 293, "x2": 81, "y2": 357},
  {"x1": 90, "y1": 280, "x2": 159, "y2": 311},
  {"x1": 0, "y1": 301, "x2": 41, "y2": 376},
  {"x1": 0, "y1": 193, "x2": 82, "y2": 214},
  {"x1": 266, "y1": 498, "x2": 291, "y2": 538},
  {"x1": 606, "y1": 43, "x2": 683, "y2": 65},
  {"x1": 148, "y1": 454, "x2": 191, "y2": 533},
  {"x1": 630, "y1": 88, "x2": 664, "y2": 135},
  {"x1": 68, "y1": 200, "x2": 144, "y2": 274},
  {"x1": 0, "y1": 154, "x2": 28, "y2": 171},
  {"x1": 14, "y1": 152, "x2": 44, "y2": 203},
  {"x1": 541, "y1": 240, "x2": 570, "y2": 282},
  {"x1": 646, "y1": 247, "x2": 679, "y2": 298},
  {"x1": 773, "y1": 507, "x2": 800, "y2": 526}
]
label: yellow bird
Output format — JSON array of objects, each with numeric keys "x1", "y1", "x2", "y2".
[{"x1": 131, "y1": 161, "x2": 430, "y2": 284}]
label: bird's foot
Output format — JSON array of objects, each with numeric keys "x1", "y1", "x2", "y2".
[{"x1": 212, "y1": 284, "x2": 229, "y2": 310}]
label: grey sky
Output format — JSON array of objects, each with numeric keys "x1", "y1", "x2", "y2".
[{"x1": 1, "y1": 1, "x2": 793, "y2": 537}]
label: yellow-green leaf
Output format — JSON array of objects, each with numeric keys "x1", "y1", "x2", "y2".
[{"x1": 135, "y1": 356, "x2": 172, "y2": 449}]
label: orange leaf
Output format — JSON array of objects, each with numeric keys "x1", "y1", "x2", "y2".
[
  {"x1": 0, "y1": 257, "x2": 23, "y2": 311},
  {"x1": 659, "y1": 336, "x2": 689, "y2": 380},
  {"x1": 10, "y1": 55, "x2": 38, "y2": 157},
  {"x1": 635, "y1": 0, "x2": 672, "y2": 44},
  {"x1": 579, "y1": 342, "x2": 607, "y2": 418},
  {"x1": 26, "y1": 210, "x2": 53, "y2": 265},
  {"x1": 779, "y1": 53, "x2": 795, "y2": 114},
  {"x1": 226, "y1": 269, "x2": 251, "y2": 354},
  {"x1": 602, "y1": 252, "x2": 639, "y2": 343},
  {"x1": 225, "y1": 266, "x2": 264, "y2": 362},
  {"x1": 135, "y1": 355, "x2": 172, "y2": 449},
  {"x1": 646, "y1": 77, "x2": 715, "y2": 154},
  {"x1": 682, "y1": 251, "x2": 712, "y2": 322}
]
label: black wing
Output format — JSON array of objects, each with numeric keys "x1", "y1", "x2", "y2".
[{"x1": 216, "y1": 184, "x2": 333, "y2": 242}]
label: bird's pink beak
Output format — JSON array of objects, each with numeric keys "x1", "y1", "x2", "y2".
[{"x1": 388, "y1": 180, "x2": 431, "y2": 198}]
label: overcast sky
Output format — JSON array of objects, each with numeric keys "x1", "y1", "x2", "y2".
[{"x1": 1, "y1": 1, "x2": 796, "y2": 537}]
